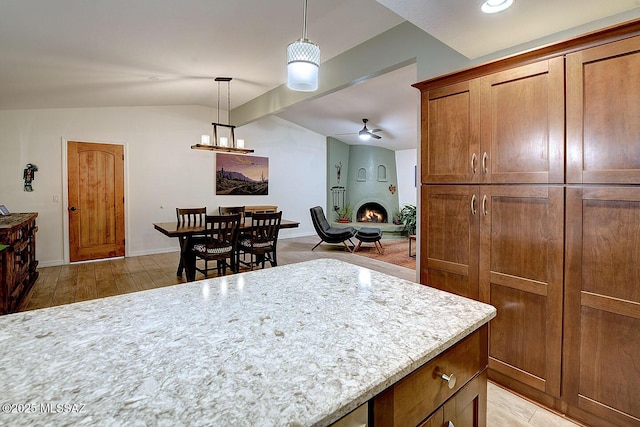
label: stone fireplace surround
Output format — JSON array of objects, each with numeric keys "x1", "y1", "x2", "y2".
[{"x1": 327, "y1": 139, "x2": 401, "y2": 228}]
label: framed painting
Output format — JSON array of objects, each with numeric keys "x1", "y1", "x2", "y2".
[{"x1": 216, "y1": 153, "x2": 269, "y2": 195}]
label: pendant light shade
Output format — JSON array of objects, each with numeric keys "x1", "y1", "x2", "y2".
[{"x1": 287, "y1": 0, "x2": 320, "y2": 92}]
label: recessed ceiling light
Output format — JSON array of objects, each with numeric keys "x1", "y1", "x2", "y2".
[{"x1": 481, "y1": 0, "x2": 513, "y2": 14}]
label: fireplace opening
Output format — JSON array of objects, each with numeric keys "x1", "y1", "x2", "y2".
[{"x1": 356, "y1": 202, "x2": 388, "y2": 223}]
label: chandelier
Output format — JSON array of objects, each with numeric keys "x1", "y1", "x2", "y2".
[{"x1": 192, "y1": 77, "x2": 254, "y2": 153}]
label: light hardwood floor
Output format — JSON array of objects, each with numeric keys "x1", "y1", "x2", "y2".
[{"x1": 19, "y1": 235, "x2": 580, "y2": 426}]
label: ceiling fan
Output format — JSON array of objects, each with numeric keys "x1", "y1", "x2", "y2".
[{"x1": 336, "y1": 118, "x2": 382, "y2": 141}]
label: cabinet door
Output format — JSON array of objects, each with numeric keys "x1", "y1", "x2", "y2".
[
  {"x1": 422, "y1": 80, "x2": 480, "y2": 184},
  {"x1": 564, "y1": 187, "x2": 640, "y2": 427},
  {"x1": 443, "y1": 372, "x2": 487, "y2": 427},
  {"x1": 421, "y1": 185, "x2": 480, "y2": 300},
  {"x1": 566, "y1": 35, "x2": 640, "y2": 183},
  {"x1": 479, "y1": 58, "x2": 564, "y2": 184},
  {"x1": 479, "y1": 185, "x2": 564, "y2": 398},
  {"x1": 418, "y1": 407, "x2": 443, "y2": 427}
]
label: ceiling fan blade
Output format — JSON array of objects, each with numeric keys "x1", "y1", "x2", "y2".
[
  {"x1": 370, "y1": 133, "x2": 382, "y2": 139},
  {"x1": 370, "y1": 128, "x2": 382, "y2": 133}
]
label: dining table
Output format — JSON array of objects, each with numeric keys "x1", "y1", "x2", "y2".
[{"x1": 153, "y1": 217, "x2": 300, "y2": 281}]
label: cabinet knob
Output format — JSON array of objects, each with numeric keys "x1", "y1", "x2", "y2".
[{"x1": 438, "y1": 371, "x2": 457, "y2": 389}]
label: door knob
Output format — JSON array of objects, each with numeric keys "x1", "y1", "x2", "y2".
[
  {"x1": 69, "y1": 206, "x2": 77, "y2": 211},
  {"x1": 437, "y1": 371, "x2": 457, "y2": 389}
]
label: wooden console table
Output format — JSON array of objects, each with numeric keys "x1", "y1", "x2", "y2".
[{"x1": 0, "y1": 213, "x2": 38, "y2": 314}]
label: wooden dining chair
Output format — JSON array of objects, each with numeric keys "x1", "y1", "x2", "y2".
[
  {"x1": 219, "y1": 206, "x2": 246, "y2": 221},
  {"x1": 237, "y1": 211, "x2": 282, "y2": 270},
  {"x1": 192, "y1": 214, "x2": 241, "y2": 278},
  {"x1": 175, "y1": 207, "x2": 206, "y2": 276}
]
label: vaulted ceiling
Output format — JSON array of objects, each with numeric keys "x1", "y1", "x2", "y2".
[{"x1": 2, "y1": 0, "x2": 639, "y2": 151}]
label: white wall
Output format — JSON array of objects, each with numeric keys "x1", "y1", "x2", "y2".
[
  {"x1": 0, "y1": 107, "x2": 324, "y2": 267},
  {"x1": 395, "y1": 148, "x2": 417, "y2": 209}
]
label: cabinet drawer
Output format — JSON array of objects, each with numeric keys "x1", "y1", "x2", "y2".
[{"x1": 373, "y1": 326, "x2": 487, "y2": 427}]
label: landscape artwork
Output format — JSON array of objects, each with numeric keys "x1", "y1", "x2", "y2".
[{"x1": 216, "y1": 153, "x2": 269, "y2": 195}]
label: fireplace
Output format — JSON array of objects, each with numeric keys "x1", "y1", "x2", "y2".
[{"x1": 356, "y1": 202, "x2": 388, "y2": 223}]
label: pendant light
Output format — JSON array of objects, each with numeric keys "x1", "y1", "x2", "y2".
[
  {"x1": 287, "y1": 0, "x2": 320, "y2": 92},
  {"x1": 192, "y1": 77, "x2": 254, "y2": 153}
]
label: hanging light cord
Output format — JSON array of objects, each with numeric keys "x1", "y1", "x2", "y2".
[
  {"x1": 216, "y1": 79, "x2": 220, "y2": 123},
  {"x1": 302, "y1": 0, "x2": 308, "y2": 40}
]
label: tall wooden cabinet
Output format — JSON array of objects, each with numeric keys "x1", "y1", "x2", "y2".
[
  {"x1": 416, "y1": 20, "x2": 640, "y2": 427},
  {"x1": 562, "y1": 33, "x2": 640, "y2": 427},
  {"x1": 564, "y1": 187, "x2": 640, "y2": 426}
]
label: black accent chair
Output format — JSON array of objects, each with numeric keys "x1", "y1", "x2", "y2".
[{"x1": 309, "y1": 206, "x2": 356, "y2": 252}]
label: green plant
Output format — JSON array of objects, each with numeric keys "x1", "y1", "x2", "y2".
[
  {"x1": 399, "y1": 204, "x2": 416, "y2": 235},
  {"x1": 336, "y1": 204, "x2": 353, "y2": 221}
]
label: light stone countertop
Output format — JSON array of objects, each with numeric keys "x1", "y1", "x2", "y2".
[{"x1": 0, "y1": 258, "x2": 496, "y2": 426}]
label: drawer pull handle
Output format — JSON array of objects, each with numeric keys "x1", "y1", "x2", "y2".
[
  {"x1": 447, "y1": 422, "x2": 455, "y2": 427},
  {"x1": 471, "y1": 194, "x2": 477, "y2": 215},
  {"x1": 438, "y1": 372, "x2": 457, "y2": 389},
  {"x1": 471, "y1": 153, "x2": 477, "y2": 174}
]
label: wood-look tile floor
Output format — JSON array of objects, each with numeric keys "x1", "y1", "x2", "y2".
[{"x1": 17, "y1": 235, "x2": 580, "y2": 427}]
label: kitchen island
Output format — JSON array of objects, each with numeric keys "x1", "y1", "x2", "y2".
[{"x1": 0, "y1": 259, "x2": 495, "y2": 426}]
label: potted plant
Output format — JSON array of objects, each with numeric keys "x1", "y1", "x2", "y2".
[
  {"x1": 399, "y1": 204, "x2": 416, "y2": 236},
  {"x1": 336, "y1": 204, "x2": 353, "y2": 223}
]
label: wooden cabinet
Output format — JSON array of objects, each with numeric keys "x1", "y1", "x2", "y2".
[
  {"x1": 480, "y1": 186, "x2": 564, "y2": 399},
  {"x1": 421, "y1": 185, "x2": 479, "y2": 300},
  {"x1": 479, "y1": 58, "x2": 565, "y2": 184},
  {"x1": 422, "y1": 185, "x2": 564, "y2": 399},
  {"x1": 422, "y1": 80, "x2": 480, "y2": 184},
  {"x1": 418, "y1": 373, "x2": 487, "y2": 427},
  {"x1": 564, "y1": 187, "x2": 640, "y2": 426},
  {"x1": 373, "y1": 326, "x2": 488, "y2": 427},
  {"x1": 416, "y1": 18, "x2": 640, "y2": 427},
  {"x1": 421, "y1": 58, "x2": 564, "y2": 185},
  {"x1": 0, "y1": 213, "x2": 38, "y2": 314},
  {"x1": 567, "y1": 34, "x2": 640, "y2": 184}
]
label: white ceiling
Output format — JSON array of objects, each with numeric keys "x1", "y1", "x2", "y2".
[
  {"x1": 2, "y1": 0, "x2": 639, "y2": 151},
  {"x1": 378, "y1": 0, "x2": 640, "y2": 59}
]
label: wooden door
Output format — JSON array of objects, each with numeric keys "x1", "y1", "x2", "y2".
[
  {"x1": 566, "y1": 34, "x2": 640, "y2": 184},
  {"x1": 421, "y1": 185, "x2": 480, "y2": 300},
  {"x1": 479, "y1": 185, "x2": 564, "y2": 398},
  {"x1": 422, "y1": 80, "x2": 480, "y2": 184},
  {"x1": 564, "y1": 186, "x2": 640, "y2": 427},
  {"x1": 443, "y1": 372, "x2": 487, "y2": 427},
  {"x1": 479, "y1": 58, "x2": 564, "y2": 184},
  {"x1": 68, "y1": 141, "x2": 125, "y2": 262}
]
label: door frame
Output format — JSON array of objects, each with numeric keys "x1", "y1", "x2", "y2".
[{"x1": 61, "y1": 138, "x2": 129, "y2": 264}]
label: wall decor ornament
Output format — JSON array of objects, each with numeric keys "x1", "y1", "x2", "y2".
[
  {"x1": 388, "y1": 184, "x2": 396, "y2": 194},
  {"x1": 23, "y1": 163, "x2": 38, "y2": 192},
  {"x1": 216, "y1": 153, "x2": 269, "y2": 195}
]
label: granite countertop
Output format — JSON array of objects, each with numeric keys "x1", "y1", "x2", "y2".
[{"x1": 0, "y1": 258, "x2": 496, "y2": 426}]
